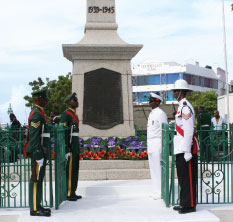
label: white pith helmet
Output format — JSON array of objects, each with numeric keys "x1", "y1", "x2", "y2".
[{"x1": 171, "y1": 79, "x2": 192, "y2": 91}]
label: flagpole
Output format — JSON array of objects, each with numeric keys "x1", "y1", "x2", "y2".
[{"x1": 221, "y1": 0, "x2": 230, "y2": 129}]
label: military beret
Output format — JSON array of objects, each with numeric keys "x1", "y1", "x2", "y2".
[
  {"x1": 64, "y1": 92, "x2": 78, "y2": 103},
  {"x1": 31, "y1": 88, "x2": 48, "y2": 99},
  {"x1": 199, "y1": 105, "x2": 205, "y2": 110}
]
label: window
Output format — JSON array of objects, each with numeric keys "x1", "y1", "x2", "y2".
[
  {"x1": 167, "y1": 90, "x2": 176, "y2": 101},
  {"x1": 183, "y1": 74, "x2": 192, "y2": 84},
  {"x1": 133, "y1": 91, "x2": 161, "y2": 102},
  {"x1": 132, "y1": 75, "x2": 160, "y2": 86}
]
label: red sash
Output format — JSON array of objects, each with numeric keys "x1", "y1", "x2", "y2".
[
  {"x1": 24, "y1": 110, "x2": 48, "y2": 157},
  {"x1": 38, "y1": 110, "x2": 48, "y2": 124},
  {"x1": 66, "y1": 111, "x2": 79, "y2": 126},
  {"x1": 175, "y1": 124, "x2": 198, "y2": 155}
]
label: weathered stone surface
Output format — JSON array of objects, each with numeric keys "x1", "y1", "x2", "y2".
[{"x1": 62, "y1": 0, "x2": 142, "y2": 138}]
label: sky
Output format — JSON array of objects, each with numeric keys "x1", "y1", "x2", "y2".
[{"x1": 0, "y1": 0, "x2": 233, "y2": 124}]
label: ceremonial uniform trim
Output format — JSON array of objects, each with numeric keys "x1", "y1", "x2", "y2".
[
  {"x1": 189, "y1": 161, "x2": 194, "y2": 207},
  {"x1": 33, "y1": 164, "x2": 39, "y2": 211},
  {"x1": 67, "y1": 153, "x2": 73, "y2": 197},
  {"x1": 31, "y1": 121, "x2": 40, "y2": 128}
]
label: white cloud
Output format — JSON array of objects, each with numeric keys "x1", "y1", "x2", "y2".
[
  {"x1": 0, "y1": 85, "x2": 31, "y2": 125},
  {"x1": 0, "y1": 0, "x2": 233, "y2": 116}
]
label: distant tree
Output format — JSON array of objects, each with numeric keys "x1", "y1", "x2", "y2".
[
  {"x1": 24, "y1": 73, "x2": 72, "y2": 116},
  {"x1": 187, "y1": 90, "x2": 218, "y2": 116}
]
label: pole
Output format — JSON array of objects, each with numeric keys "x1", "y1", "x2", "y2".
[{"x1": 221, "y1": 0, "x2": 230, "y2": 129}]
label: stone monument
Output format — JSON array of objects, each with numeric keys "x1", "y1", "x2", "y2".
[{"x1": 62, "y1": 0, "x2": 142, "y2": 138}]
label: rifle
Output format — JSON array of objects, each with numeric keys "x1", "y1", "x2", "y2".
[
  {"x1": 142, "y1": 106, "x2": 148, "y2": 121},
  {"x1": 172, "y1": 103, "x2": 176, "y2": 120}
]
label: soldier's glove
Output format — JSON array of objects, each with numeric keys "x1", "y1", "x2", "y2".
[
  {"x1": 65, "y1": 152, "x2": 70, "y2": 160},
  {"x1": 36, "y1": 158, "x2": 44, "y2": 167},
  {"x1": 184, "y1": 152, "x2": 192, "y2": 162}
]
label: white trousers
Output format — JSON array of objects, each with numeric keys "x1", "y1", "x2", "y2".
[{"x1": 148, "y1": 152, "x2": 161, "y2": 196}]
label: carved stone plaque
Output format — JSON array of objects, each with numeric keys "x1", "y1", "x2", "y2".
[{"x1": 83, "y1": 68, "x2": 123, "y2": 129}]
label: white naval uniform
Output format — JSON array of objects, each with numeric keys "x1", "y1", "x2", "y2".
[
  {"x1": 147, "y1": 107, "x2": 167, "y2": 197},
  {"x1": 174, "y1": 98, "x2": 197, "y2": 208},
  {"x1": 174, "y1": 98, "x2": 195, "y2": 155}
]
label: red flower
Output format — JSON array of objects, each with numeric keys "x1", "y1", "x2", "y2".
[
  {"x1": 93, "y1": 154, "x2": 99, "y2": 160},
  {"x1": 52, "y1": 151, "x2": 55, "y2": 159},
  {"x1": 139, "y1": 153, "x2": 144, "y2": 158}
]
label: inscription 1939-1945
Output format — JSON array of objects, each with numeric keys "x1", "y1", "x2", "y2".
[{"x1": 88, "y1": 6, "x2": 115, "y2": 13}]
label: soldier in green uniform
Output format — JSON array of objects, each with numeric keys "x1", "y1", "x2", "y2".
[
  {"x1": 60, "y1": 92, "x2": 82, "y2": 201},
  {"x1": 26, "y1": 88, "x2": 51, "y2": 217},
  {"x1": 197, "y1": 105, "x2": 211, "y2": 161}
]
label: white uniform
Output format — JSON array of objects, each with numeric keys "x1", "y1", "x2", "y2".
[
  {"x1": 174, "y1": 98, "x2": 197, "y2": 208},
  {"x1": 174, "y1": 98, "x2": 195, "y2": 155},
  {"x1": 147, "y1": 107, "x2": 167, "y2": 196}
]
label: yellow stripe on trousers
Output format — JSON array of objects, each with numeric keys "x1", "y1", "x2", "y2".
[
  {"x1": 33, "y1": 164, "x2": 39, "y2": 211},
  {"x1": 67, "y1": 153, "x2": 73, "y2": 197}
]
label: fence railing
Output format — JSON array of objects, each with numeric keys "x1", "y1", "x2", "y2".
[
  {"x1": 161, "y1": 122, "x2": 233, "y2": 207},
  {"x1": 0, "y1": 125, "x2": 66, "y2": 208}
]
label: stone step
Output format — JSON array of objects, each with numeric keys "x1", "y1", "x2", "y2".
[
  {"x1": 79, "y1": 169, "x2": 151, "y2": 181},
  {"x1": 79, "y1": 160, "x2": 149, "y2": 170},
  {"x1": 78, "y1": 160, "x2": 151, "y2": 180}
]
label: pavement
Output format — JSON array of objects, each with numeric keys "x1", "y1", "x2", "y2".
[{"x1": 0, "y1": 180, "x2": 233, "y2": 222}]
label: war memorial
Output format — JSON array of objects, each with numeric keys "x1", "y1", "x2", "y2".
[
  {"x1": 0, "y1": 0, "x2": 233, "y2": 221},
  {"x1": 63, "y1": 0, "x2": 142, "y2": 138}
]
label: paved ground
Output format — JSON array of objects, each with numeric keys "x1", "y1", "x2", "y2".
[{"x1": 0, "y1": 180, "x2": 233, "y2": 222}]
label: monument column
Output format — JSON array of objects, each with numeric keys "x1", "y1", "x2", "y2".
[{"x1": 62, "y1": 0, "x2": 142, "y2": 138}]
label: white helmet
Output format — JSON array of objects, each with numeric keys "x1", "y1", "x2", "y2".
[
  {"x1": 149, "y1": 93, "x2": 163, "y2": 102},
  {"x1": 171, "y1": 79, "x2": 192, "y2": 91}
]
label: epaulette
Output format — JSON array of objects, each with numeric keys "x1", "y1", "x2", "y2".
[{"x1": 181, "y1": 101, "x2": 193, "y2": 115}]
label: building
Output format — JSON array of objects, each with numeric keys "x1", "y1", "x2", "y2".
[
  {"x1": 229, "y1": 80, "x2": 233, "y2": 93},
  {"x1": 132, "y1": 58, "x2": 226, "y2": 104},
  {"x1": 217, "y1": 93, "x2": 233, "y2": 123}
]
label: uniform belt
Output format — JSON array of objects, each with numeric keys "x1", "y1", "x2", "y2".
[
  {"x1": 41, "y1": 133, "x2": 50, "y2": 138},
  {"x1": 71, "y1": 132, "x2": 79, "y2": 137},
  {"x1": 201, "y1": 124, "x2": 209, "y2": 127}
]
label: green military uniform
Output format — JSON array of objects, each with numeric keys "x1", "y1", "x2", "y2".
[
  {"x1": 60, "y1": 93, "x2": 80, "y2": 199},
  {"x1": 197, "y1": 106, "x2": 211, "y2": 161},
  {"x1": 26, "y1": 89, "x2": 50, "y2": 214}
]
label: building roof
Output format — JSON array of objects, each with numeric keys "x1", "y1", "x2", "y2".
[{"x1": 132, "y1": 58, "x2": 226, "y2": 81}]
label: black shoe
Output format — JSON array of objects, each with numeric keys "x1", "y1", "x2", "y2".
[
  {"x1": 66, "y1": 195, "x2": 78, "y2": 201},
  {"x1": 173, "y1": 206, "x2": 182, "y2": 211},
  {"x1": 74, "y1": 194, "x2": 82, "y2": 199},
  {"x1": 38, "y1": 205, "x2": 51, "y2": 213},
  {"x1": 178, "y1": 207, "x2": 196, "y2": 214},
  {"x1": 66, "y1": 194, "x2": 82, "y2": 201},
  {"x1": 30, "y1": 210, "x2": 51, "y2": 217}
]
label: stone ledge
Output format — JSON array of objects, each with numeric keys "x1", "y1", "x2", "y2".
[
  {"x1": 79, "y1": 169, "x2": 151, "y2": 181},
  {"x1": 79, "y1": 160, "x2": 149, "y2": 170}
]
